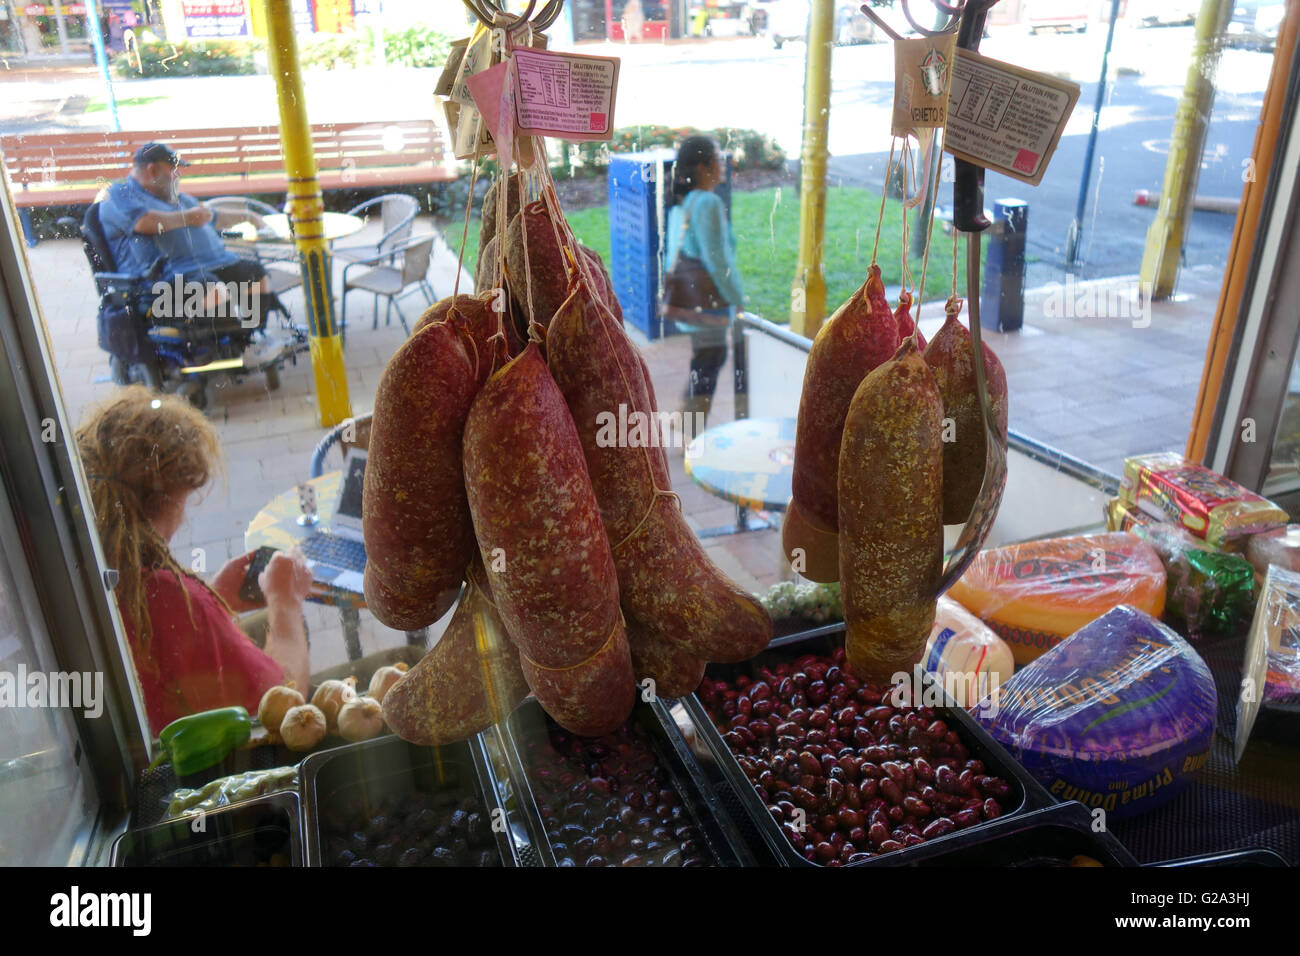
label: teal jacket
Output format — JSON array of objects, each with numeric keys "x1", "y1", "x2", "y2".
[{"x1": 665, "y1": 189, "x2": 745, "y2": 308}]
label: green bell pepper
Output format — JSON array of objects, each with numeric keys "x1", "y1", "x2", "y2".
[{"x1": 156, "y1": 706, "x2": 252, "y2": 776}]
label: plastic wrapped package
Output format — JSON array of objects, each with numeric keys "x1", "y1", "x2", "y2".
[
  {"x1": 1120, "y1": 452, "x2": 1287, "y2": 548},
  {"x1": 1129, "y1": 522, "x2": 1256, "y2": 640},
  {"x1": 1237, "y1": 566, "x2": 1300, "y2": 760},
  {"x1": 977, "y1": 606, "x2": 1216, "y2": 820},
  {"x1": 922, "y1": 597, "x2": 1015, "y2": 707},
  {"x1": 947, "y1": 532, "x2": 1166, "y2": 666},
  {"x1": 1245, "y1": 525, "x2": 1300, "y2": 578}
]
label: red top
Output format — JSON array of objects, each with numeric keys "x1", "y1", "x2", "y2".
[{"x1": 125, "y1": 569, "x2": 286, "y2": 734}]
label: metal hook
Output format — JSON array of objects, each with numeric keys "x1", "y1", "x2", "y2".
[
  {"x1": 461, "y1": 0, "x2": 564, "y2": 34},
  {"x1": 862, "y1": 0, "x2": 982, "y2": 41}
]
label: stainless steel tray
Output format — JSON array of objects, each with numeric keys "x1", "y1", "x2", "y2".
[
  {"x1": 111, "y1": 791, "x2": 302, "y2": 867},
  {"x1": 300, "y1": 734, "x2": 521, "y2": 867},
  {"x1": 485, "y1": 697, "x2": 756, "y2": 867}
]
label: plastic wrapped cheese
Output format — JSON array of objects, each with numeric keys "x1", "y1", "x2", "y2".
[
  {"x1": 948, "y1": 532, "x2": 1166, "y2": 666},
  {"x1": 977, "y1": 605, "x2": 1216, "y2": 820},
  {"x1": 922, "y1": 597, "x2": 1015, "y2": 707}
]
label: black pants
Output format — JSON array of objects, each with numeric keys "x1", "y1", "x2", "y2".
[
  {"x1": 685, "y1": 328, "x2": 729, "y2": 416},
  {"x1": 168, "y1": 260, "x2": 273, "y2": 334}
]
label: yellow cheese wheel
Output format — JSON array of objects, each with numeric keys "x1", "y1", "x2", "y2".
[{"x1": 947, "y1": 532, "x2": 1166, "y2": 666}]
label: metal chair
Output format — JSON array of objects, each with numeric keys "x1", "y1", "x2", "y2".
[
  {"x1": 205, "y1": 196, "x2": 302, "y2": 319},
  {"x1": 334, "y1": 193, "x2": 419, "y2": 265},
  {"x1": 340, "y1": 234, "x2": 437, "y2": 342}
]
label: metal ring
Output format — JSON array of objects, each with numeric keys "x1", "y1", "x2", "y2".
[
  {"x1": 461, "y1": 0, "x2": 563, "y2": 34},
  {"x1": 900, "y1": 0, "x2": 961, "y2": 36}
]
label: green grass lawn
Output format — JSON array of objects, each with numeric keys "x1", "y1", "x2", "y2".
[
  {"x1": 84, "y1": 95, "x2": 170, "y2": 113},
  {"x1": 447, "y1": 185, "x2": 979, "y2": 324}
]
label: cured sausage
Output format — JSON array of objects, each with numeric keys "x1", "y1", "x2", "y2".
[
  {"x1": 505, "y1": 199, "x2": 617, "y2": 326},
  {"x1": 784, "y1": 264, "x2": 900, "y2": 583},
  {"x1": 518, "y1": 616, "x2": 637, "y2": 737},
  {"x1": 547, "y1": 284, "x2": 772, "y2": 664},
  {"x1": 924, "y1": 305, "x2": 1008, "y2": 524},
  {"x1": 463, "y1": 342, "x2": 624, "y2": 669},
  {"x1": 839, "y1": 338, "x2": 944, "y2": 682},
  {"x1": 381, "y1": 559, "x2": 529, "y2": 746},
  {"x1": 362, "y1": 321, "x2": 479, "y2": 630},
  {"x1": 413, "y1": 292, "x2": 522, "y2": 380},
  {"x1": 625, "y1": 613, "x2": 707, "y2": 699}
]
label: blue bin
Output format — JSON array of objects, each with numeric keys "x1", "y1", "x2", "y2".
[{"x1": 607, "y1": 148, "x2": 732, "y2": 340}]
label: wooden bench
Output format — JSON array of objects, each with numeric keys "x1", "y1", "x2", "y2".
[{"x1": 0, "y1": 120, "x2": 458, "y2": 246}]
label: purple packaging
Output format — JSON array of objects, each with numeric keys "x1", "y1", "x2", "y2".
[{"x1": 977, "y1": 605, "x2": 1216, "y2": 820}]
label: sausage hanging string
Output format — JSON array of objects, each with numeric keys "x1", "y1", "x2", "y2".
[
  {"x1": 912, "y1": 130, "x2": 949, "y2": 333},
  {"x1": 871, "y1": 138, "x2": 898, "y2": 267},
  {"x1": 454, "y1": 140, "x2": 484, "y2": 301}
]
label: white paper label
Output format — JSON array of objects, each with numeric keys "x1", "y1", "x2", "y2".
[
  {"x1": 944, "y1": 49, "x2": 1080, "y2": 187},
  {"x1": 511, "y1": 48, "x2": 619, "y2": 140}
]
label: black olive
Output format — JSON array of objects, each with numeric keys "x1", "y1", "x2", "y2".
[
  {"x1": 334, "y1": 849, "x2": 357, "y2": 866},
  {"x1": 428, "y1": 847, "x2": 457, "y2": 867},
  {"x1": 397, "y1": 847, "x2": 424, "y2": 867},
  {"x1": 348, "y1": 858, "x2": 377, "y2": 867},
  {"x1": 348, "y1": 832, "x2": 369, "y2": 856}
]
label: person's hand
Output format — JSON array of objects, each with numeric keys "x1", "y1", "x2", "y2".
[
  {"x1": 187, "y1": 205, "x2": 214, "y2": 228},
  {"x1": 260, "y1": 550, "x2": 313, "y2": 606},
  {"x1": 211, "y1": 551, "x2": 264, "y2": 613}
]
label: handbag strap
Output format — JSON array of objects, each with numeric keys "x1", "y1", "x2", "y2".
[{"x1": 668, "y1": 191, "x2": 698, "y2": 271}]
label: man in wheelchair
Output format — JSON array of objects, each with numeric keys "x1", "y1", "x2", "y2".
[
  {"x1": 100, "y1": 142, "x2": 274, "y2": 332},
  {"x1": 87, "y1": 142, "x2": 300, "y2": 402}
]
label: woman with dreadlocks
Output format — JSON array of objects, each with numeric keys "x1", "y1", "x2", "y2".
[{"x1": 77, "y1": 386, "x2": 311, "y2": 733}]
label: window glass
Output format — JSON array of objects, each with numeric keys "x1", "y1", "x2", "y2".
[
  {"x1": 1, "y1": 0, "x2": 1286, "y2": 735},
  {"x1": 0, "y1": 477, "x2": 98, "y2": 866}
]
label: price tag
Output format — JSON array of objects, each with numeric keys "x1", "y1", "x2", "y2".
[
  {"x1": 943, "y1": 49, "x2": 1081, "y2": 186},
  {"x1": 510, "y1": 48, "x2": 619, "y2": 141}
]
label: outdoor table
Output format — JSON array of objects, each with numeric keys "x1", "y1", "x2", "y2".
[
  {"x1": 245, "y1": 470, "x2": 429, "y2": 662},
  {"x1": 224, "y1": 211, "x2": 365, "y2": 245},
  {"x1": 684, "y1": 416, "x2": 795, "y2": 536}
]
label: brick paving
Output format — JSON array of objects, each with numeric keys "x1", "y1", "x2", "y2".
[{"x1": 23, "y1": 222, "x2": 1220, "y2": 675}]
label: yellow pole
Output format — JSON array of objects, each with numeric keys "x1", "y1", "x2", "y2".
[
  {"x1": 1139, "y1": 0, "x2": 1233, "y2": 300},
  {"x1": 264, "y1": 0, "x2": 352, "y2": 427},
  {"x1": 791, "y1": 0, "x2": 834, "y2": 337}
]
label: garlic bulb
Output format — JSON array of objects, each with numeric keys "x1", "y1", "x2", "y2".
[
  {"x1": 367, "y1": 662, "x2": 410, "y2": 703},
  {"x1": 280, "y1": 704, "x2": 327, "y2": 751},
  {"x1": 311, "y1": 677, "x2": 357, "y2": 735},
  {"x1": 257, "y1": 685, "x2": 305, "y2": 741},
  {"x1": 337, "y1": 696, "x2": 385, "y2": 742}
]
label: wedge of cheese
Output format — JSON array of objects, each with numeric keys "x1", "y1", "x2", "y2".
[{"x1": 948, "y1": 532, "x2": 1166, "y2": 666}]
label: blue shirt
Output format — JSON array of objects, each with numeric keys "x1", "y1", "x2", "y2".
[
  {"x1": 99, "y1": 176, "x2": 238, "y2": 280},
  {"x1": 665, "y1": 189, "x2": 744, "y2": 307}
]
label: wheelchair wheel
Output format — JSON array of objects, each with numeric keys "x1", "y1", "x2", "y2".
[
  {"x1": 177, "y1": 378, "x2": 208, "y2": 411},
  {"x1": 136, "y1": 359, "x2": 164, "y2": 391}
]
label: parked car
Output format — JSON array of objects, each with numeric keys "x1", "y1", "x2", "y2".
[
  {"x1": 1226, "y1": 0, "x2": 1285, "y2": 51},
  {"x1": 751, "y1": 0, "x2": 886, "y2": 49},
  {"x1": 1129, "y1": 1, "x2": 1198, "y2": 28},
  {"x1": 1026, "y1": 0, "x2": 1088, "y2": 34}
]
